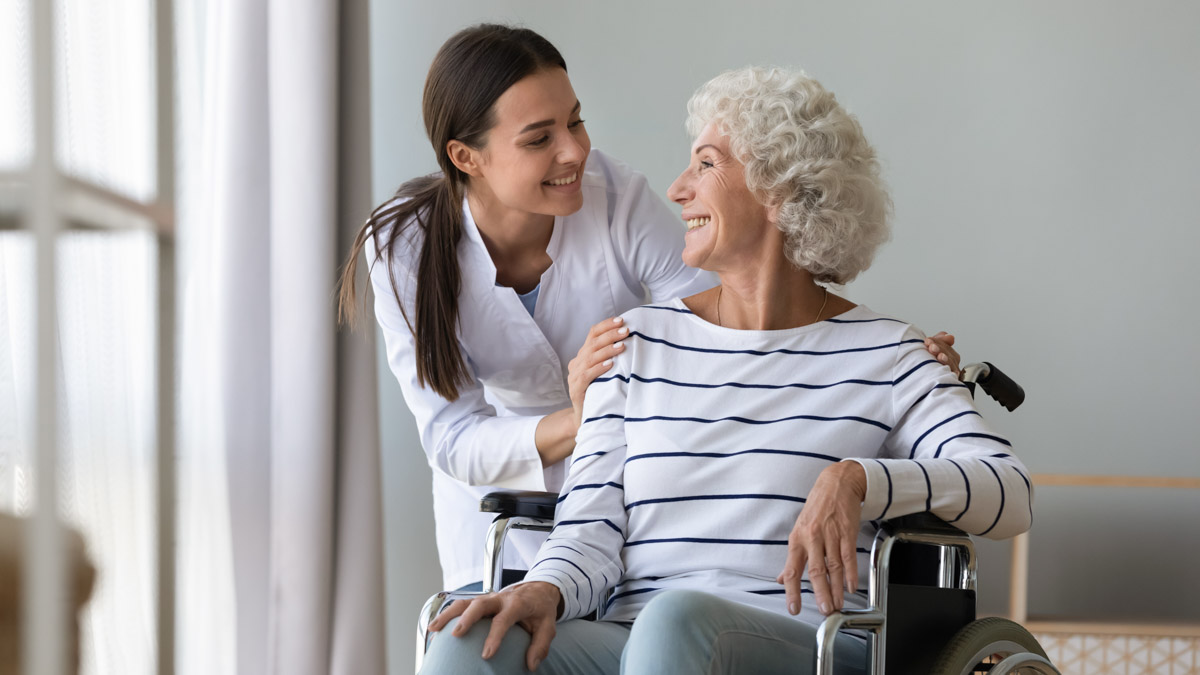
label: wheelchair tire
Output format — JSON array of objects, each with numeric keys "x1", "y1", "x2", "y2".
[{"x1": 930, "y1": 617, "x2": 1058, "y2": 675}]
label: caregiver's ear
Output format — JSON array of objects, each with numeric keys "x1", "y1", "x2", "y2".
[{"x1": 447, "y1": 139, "x2": 484, "y2": 177}]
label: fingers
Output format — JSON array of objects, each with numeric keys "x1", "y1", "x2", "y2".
[
  {"x1": 481, "y1": 608, "x2": 517, "y2": 660},
  {"x1": 778, "y1": 535, "x2": 808, "y2": 616},
  {"x1": 588, "y1": 325, "x2": 628, "y2": 366},
  {"x1": 805, "y1": 541, "x2": 836, "y2": 616},
  {"x1": 427, "y1": 597, "x2": 468, "y2": 633},
  {"x1": 570, "y1": 318, "x2": 628, "y2": 391},
  {"x1": 451, "y1": 595, "x2": 501, "y2": 639},
  {"x1": 841, "y1": 535, "x2": 859, "y2": 596},
  {"x1": 924, "y1": 334, "x2": 962, "y2": 376},
  {"x1": 524, "y1": 617, "x2": 557, "y2": 671}
]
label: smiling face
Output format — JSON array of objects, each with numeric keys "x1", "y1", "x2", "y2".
[
  {"x1": 454, "y1": 67, "x2": 591, "y2": 219},
  {"x1": 667, "y1": 122, "x2": 776, "y2": 272}
]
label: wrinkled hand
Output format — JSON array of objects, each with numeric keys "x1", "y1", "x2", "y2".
[
  {"x1": 777, "y1": 461, "x2": 867, "y2": 617},
  {"x1": 924, "y1": 331, "x2": 961, "y2": 377},
  {"x1": 567, "y1": 317, "x2": 629, "y2": 425},
  {"x1": 427, "y1": 581, "x2": 562, "y2": 671}
]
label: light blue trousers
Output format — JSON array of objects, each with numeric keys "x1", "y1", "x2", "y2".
[{"x1": 420, "y1": 589, "x2": 867, "y2": 675}]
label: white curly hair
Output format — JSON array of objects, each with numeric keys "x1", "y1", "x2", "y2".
[{"x1": 685, "y1": 67, "x2": 892, "y2": 284}]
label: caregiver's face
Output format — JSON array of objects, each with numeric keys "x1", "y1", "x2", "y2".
[
  {"x1": 473, "y1": 67, "x2": 591, "y2": 217},
  {"x1": 667, "y1": 122, "x2": 772, "y2": 271}
]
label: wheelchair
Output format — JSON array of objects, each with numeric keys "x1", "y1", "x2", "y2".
[{"x1": 416, "y1": 363, "x2": 1059, "y2": 674}]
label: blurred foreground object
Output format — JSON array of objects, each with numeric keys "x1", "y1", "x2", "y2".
[{"x1": 0, "y1": 513, "x2": 96, "y2": 675}]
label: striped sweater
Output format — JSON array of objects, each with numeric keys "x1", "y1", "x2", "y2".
[{"x1": 522, "y1": 300, "x2": 1033, "y2": 626}]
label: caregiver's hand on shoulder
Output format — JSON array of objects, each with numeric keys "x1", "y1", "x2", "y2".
[
  {"x1": 777, "y1": 461, "x2": 867, "y2": 617},
  {"x1": 427, "y1": 581, "x2": 563, "y2": 671},
  {"x1": 567, "y1": 317, "x2": 629, "y2": 424},
  {"x1": 924, "y1": 331, "x2": 962, "y2": 377}
]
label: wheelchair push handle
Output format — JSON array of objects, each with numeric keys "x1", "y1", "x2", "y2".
[{"x1": 961, "y1": 361, "x2": 1025, "y2": 412}]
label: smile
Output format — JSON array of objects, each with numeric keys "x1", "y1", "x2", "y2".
[
  {"x1": 544, "y1": 173, "x2": 578, "y2": 186},
  {"x1": 685, "y1": 217, "x2": 711, "y2": 231}
]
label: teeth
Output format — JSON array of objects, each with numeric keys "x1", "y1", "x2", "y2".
[
  {"x1": 686, "y1": 217, "x2": 711, "y2": 230},
  {"x1": 546, "y1": 173, "x2": 577, "y2": 186}
]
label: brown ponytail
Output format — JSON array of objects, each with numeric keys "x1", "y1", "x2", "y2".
[{"x1": 337, "y1": 24, "x2": 567, "y2": 401}]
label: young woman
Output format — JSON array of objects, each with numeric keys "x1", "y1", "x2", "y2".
[{"x1": 338, "y1": 24, "x2": 962, "y2": 592}]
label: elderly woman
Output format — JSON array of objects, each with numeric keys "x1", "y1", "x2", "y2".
[{"x1": 421, "y1": 67, "x2": 1033, "y2": 675}]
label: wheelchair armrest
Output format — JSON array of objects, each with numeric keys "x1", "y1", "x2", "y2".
[{"x1": 480, "y1": 491, "x2": 558, "y2": 520}]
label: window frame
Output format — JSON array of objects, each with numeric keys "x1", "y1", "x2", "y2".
[{"x1": 18, "y1": 0, "x2": 177, "y2": 673}]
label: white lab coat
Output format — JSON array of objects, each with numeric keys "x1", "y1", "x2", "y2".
[{"x1": 368, "y1": 150, "x2": 716, "y2": 590}]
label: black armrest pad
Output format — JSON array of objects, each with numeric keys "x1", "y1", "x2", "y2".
[
  {"x1": 882, "y1": 513, "x2": 964, "y2": 537},
  {"x1": 480, "y1": 491, "x2": 558, "y2": 520}
]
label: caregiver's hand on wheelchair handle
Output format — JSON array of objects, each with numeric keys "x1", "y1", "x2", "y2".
[
  {"x1": 427, "y1": 581, "x2": 563, "y2": 671},
  {"x1": 568, "y1": 316, "x2": 628, "y2": 426},
  {"x1": 778, "y1": 460, "x2": 867, "y2": 617},
  {"x1": 924, "y1": 331, "x2": 961, "y2": 377}
]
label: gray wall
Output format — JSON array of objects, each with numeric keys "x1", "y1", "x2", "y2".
[{"x1": 369, "y1": 2, "x2": 1200, "y2": 671}]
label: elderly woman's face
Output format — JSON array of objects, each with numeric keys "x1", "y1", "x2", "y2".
[{"x1": 667, "y1": 123, "x2": 773, "y2": 272}]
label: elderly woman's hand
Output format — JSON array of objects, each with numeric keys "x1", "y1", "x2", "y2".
[
  {"x1": 567, "y1": 317, "x2": 628, "y2": 425},
  {"x1": 777, "y1": 461, "x2": 867, "y2": 616},
  {"x1": 427, "y1": 581, "x2": 563, "y2": 671},
  {"x1": 924, "y1": 331, "x2": 962, "y2": 377}
]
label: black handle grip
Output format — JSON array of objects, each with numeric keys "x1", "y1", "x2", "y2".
[
  {"x1": 480, "y1": 491, "x2": 559, "y2": 520},
  {"x1": 977, "y1": 361, "x2": 1024, "y2": 411}
]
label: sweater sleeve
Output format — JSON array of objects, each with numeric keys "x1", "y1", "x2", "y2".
[
  {"x1": 520, "y1": 349, "x2": 630, "y2": 620},
  {"x1": 366, "y1": 230, "x2": 546, "y2": 490},
  {"x1": 849, "y1": 325, "x2": 1034, "y2": 540}
]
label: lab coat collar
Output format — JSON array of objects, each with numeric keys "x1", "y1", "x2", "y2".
[{"x1": 460, "y1": 196, "x2": 565, "y2": 286}]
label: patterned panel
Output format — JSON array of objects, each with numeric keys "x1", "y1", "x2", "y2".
[{"x1": 1036, "y1": 633, "x2": 1199, "y2": 674}]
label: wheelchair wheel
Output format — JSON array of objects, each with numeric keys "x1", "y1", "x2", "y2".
[{"x1": 930, "y1": 617, "x2": 1059, "y2": 674}]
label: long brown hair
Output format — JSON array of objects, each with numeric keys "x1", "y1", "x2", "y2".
[{"x1": 338, "y1": 25, "x2": 567, "y2": 401}]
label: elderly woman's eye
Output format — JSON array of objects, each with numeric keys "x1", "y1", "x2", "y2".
[{"x1": 699, "y1": 160, "x2": 714, "y2": 170}]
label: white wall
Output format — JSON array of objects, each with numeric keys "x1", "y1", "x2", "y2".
[{"x1": 369, "y1": 2, "x2": 1200, "y2": 671}]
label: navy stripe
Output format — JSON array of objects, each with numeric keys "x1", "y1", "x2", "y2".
[
  {"x1": 910, "y1": 410, "x2": 982, "y2": 458},
  {"x1": 531, "y1": 557, "x2": 587, "y2": 606},
  {"x1": 824, "y1": 317, "x2": 904, "y2": 324},
  {"x1": 642, "y1": 305, "x2": 694, "y2": 315},
  {"x1": 558, "y1": 482, "x2": 624, "y2": 503},
  {"x1": 911, "y1": 382, "x2": 972, "y2": 407},
  {"x1": 582, "y1": 414, "x2": 625, "y2": 424},
  {"x1": 875, "y1": 460, "x2": 894, "y2": 519},
  {"x1": 1015, "y1": 467, "x2": 1034, "y2": 526},
  {"x1": 916, "y1": 461, "x2": 933, "y2": 512},
  {"x1": 626, "y1": 493, "x2": 806, "y2": 510},
  {"x1": 626, "y1": 448, "x2": 840, "y2": 465},
  {"x1": 625, "y1": 537, "x2": 789, "y2": 547},
  {"x1": 893, "y1": 359, "x2": 941, "y2": 385},
  {"x1": 630, "y1": 330, "x2": 923, "y2": 357},
  {"x1": 595, "y1": 372, "x2": 897, "y2": 391},
  {"x1": 748, "y1": 588, "x2": 814, "y2": 596},
  {"x1": 977, "y1": 460, "x2": 1006, "y2": 537},
  {"x1": 544, "y1": 543, "x2": 585, "y2": 557},
  {"x1": 571, "y1": 450, "x2": 611, "y2": 465},
  {"x1": 539, "y1": 557, "x2": 593, "y2": 607},
  {"x1": 946, "y1": 459, "x2": 971, "y2": 524},
  {"x1": 623, "y1": 413, "x2": 892, "y2": 432},
  {"x1": 605, "y1": 587, "x2": 659, "y2": 610},
  {"x1": 554, "y1": 519, "x2": 622, "y2": 535},
  {"x1": 934, "y1": 432, "x2": 1012, "y2": 459}
]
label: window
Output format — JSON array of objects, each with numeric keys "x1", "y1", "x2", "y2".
[{"x1": 0, "y1": 1, "x2": 176, "y2": 673}]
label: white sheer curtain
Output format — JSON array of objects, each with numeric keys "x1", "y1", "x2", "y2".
[{"x1": 177, "y1": 1, "x2": 383, "y2": 674}]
